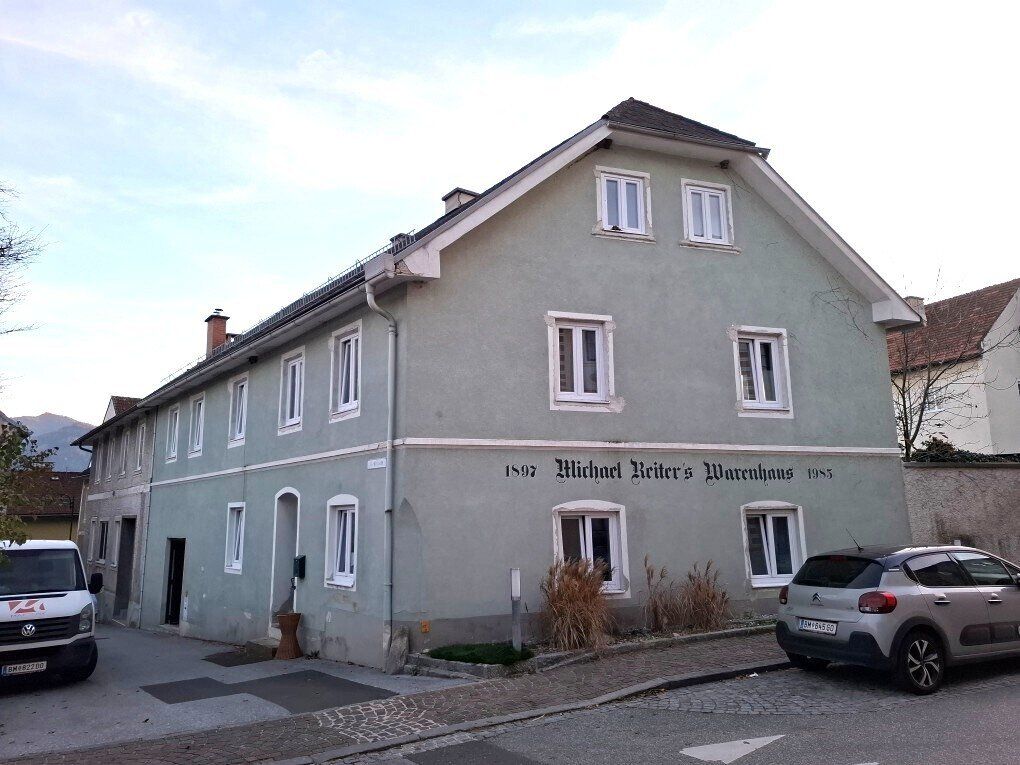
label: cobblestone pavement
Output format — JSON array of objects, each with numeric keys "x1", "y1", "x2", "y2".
[{"x1": 8, "y1": 632, "x2": 784, "y2": 765}]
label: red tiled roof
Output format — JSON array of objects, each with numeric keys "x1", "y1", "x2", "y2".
[
  {"x1": 10, "y1": 471, "x2": 86, "y2": 518},
  {"x1": 887, "y1": 278, "x2": 1020, "y2": 373},
  {"x1": 110, "y1": 396, "x2": 141, "y2": 416}
]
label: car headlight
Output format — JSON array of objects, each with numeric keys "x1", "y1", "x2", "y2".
[{"x1": 79, "y1": 603, "x2": 94, "y2": 633}]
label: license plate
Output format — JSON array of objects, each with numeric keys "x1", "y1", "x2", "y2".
[
  {"x1": 798, "y1": 618, "x2": 837, "y2": 635},
  {"x1": 2, "y1": 661, "x2": 47, "y2": 676}
]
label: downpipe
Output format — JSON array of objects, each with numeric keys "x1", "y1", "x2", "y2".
[{"x1": 365, "y1": 279, "x2": 397, "y2": 657}]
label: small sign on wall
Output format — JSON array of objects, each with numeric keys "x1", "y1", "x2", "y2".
[{"x1": 367, "y1": 458, "x2": 387, "y2": 470}]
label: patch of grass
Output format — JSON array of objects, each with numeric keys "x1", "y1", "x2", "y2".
[{"x1": 428, "y1": 642, "x2": 534, "y2": 666}]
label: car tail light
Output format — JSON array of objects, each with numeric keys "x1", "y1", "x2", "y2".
[
  {"x1": 779, "y1": 585, "x2": 789, "y2": 605},
  {"x1": 859, "y1": 591, "x2": 897, "y2": 614}
]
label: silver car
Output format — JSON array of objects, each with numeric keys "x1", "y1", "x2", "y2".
[{"x1": 775, "y1": 545, "x2": 1020, "y2": 693}]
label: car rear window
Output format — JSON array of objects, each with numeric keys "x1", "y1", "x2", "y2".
[{"x1": 793, "y1": 556, "x2": 884, "y2": 589}]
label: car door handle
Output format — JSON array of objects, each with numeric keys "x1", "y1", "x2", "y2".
[
  {"x1": 933, "y1": 597, "x2": 951, "y2": 605},
  {"x1": 987, "y1": 596, "x2": 1004, "y2": 604}
]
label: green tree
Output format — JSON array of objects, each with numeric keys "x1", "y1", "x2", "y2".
[{"x1": 0, "y1": 421, "x2": 59, "y2": 557}]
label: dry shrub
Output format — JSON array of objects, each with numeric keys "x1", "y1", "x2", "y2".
[
  {"x1": 641, "y1": 555, "x2": 683, "y2": 632},
  {"x1": 540, "y1": 559, "x2": 614, "y2": 651},
  {"x1": 677, "y1": 561, "x2": 730, "y2": 631}
]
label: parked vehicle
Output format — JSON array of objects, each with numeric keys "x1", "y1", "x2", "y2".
[
  {"x1": 0, "y1": 540, "x2": 102, "y2": 682},
  {"x1": 776, "y1": 545, "x2": 1020, "y2": 693}
]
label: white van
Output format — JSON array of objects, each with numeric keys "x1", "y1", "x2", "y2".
[{"x1": 0, "y1": 539, "x2": 101, "y2": 682}]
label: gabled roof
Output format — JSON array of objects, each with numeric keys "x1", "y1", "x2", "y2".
[
  {"x1": 109, "y1": 396, "x2": 140, "y2": 418},
  {"x1": 133, "y1": 98, "x2": 917, "y2": 407},
  {"x1": 887, "y1": 278, "x2": 1020, "y2": 373},
  {"x1": 10, "y1": 471, "x2": 85, "y2": 518},
  {"x1": 603, "y1": 98, "x2": 761, "y2": 152}
]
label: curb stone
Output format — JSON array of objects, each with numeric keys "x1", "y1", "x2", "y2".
[{"x1": 283, "y1": 658, "x2": 791, "y2": 765}]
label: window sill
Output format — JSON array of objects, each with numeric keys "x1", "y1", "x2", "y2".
[
  {"x1": 224, "y1": 566, "x2": 242, "y2": 575},
  {"x1": 187, "y1": 449, "x2": 203, "y2": 459},
  {"x1": 737, "y1": 406, "x2": 794, "y2": 419},
  {"x1": 551, "y1": 397, "x2": 624, "y2": 414},
  {"x1": 228, "y1": 437, "x2": 246, "y2": 449},
  {"x1": 330, "y1": 407, "x2": 361, "y2": 424},
  {"x1": 165, "y1": 456, "x2": 177, "y2": 464},
  {"x1": 325, "y1": 577, "x2": 355, "y2": 590},
  {"x1": 592, "y1": 227, "x2": 655, "y2": 244},
  {"x1": 749, "y1": 576, "x2": 794, "y2": 589},
  {"x1": 679, "y1": 239, "x2": 741, "y2": 255},
  {"x1": 277, "y1": 423, "x2": 303, "y2": 436}
]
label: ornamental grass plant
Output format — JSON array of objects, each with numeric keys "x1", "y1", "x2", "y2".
[{"x1": 539, "y1": 559, "x2": 614, "y2": 651}]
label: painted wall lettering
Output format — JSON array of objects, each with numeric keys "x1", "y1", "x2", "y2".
[{"x1": 703, "y1": 461, "x2": 796, "y2": 486}]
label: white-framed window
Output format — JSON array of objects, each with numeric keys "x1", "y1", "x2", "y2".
[
  {"x1": 228, "y1": 374, "x2": 248, "y2": 446},
  {"x1": 120, "y1": 429, "x2": 129, "y2": 475},
  {"x1": 594, "y1": 166, "x2": 652, "y2": 239},
  {"x1": 325, "y1": 495, "x2": 358, "y2": 588},
  {"x1": 166, "y1": 405, "x2": 180, "y2": 462},
  {"x1": 110, "y1": 518, "x2": 121, "y2": 567},
  {"x1": 330, "y1": 322, "x2": 361, "y2": 422},
  {"x1": 681, "y1": 179, "x2": 734, "y2": 248},
  {"x1": 104, "y1": 438, "x2": 113, "y2": 480},
  {"x1": 224, "y1": 503, "x2": 245, "y2": 573},
  {"x1": 88, "y1": 518, "x2": 97, "y2": 561},
  {"x1": 93, "y1": 442, "x2": 104, "y2": 481},
  {"x1": 278, "y1": 347, "x2": 305, "y2": 433},
  {"x1": 188, "y1": 393, "x2": 205, "y2": 457},
  {"x1": 552, "y1": 500, "x2": 630, "y2": 596},
  {"x1": 135, "y1": 419, "x2": 146, "y2": 472},
  {"x1": 546, "y1": 311, "x2": 618, "y2": 412},
  {"x1": 729, "y1": 326, "x2": 793, "y2": 418},
  {"x1": 741, "y1": 502, "x2": 805, "y2": 588},
  {"x1": 97, "y1": 520, "x2": 110, "y2": 563}
]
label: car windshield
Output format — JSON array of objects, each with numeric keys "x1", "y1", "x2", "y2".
[
  {"x1": 793, "y1": 555, "x2": 884, "y2": 589},
  {"x1": 0, "y1": 549, "x2": 85, "y2": 596}
]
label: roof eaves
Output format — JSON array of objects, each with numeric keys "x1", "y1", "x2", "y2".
[{"x1": 605, "y1": 120, "x2": 771, "y2": 158}]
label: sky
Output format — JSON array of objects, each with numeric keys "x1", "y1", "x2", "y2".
[{"x1": 1, "y1": 0, "x2": 1018, "y2": 424}]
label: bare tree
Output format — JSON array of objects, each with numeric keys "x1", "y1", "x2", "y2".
[
  {"x1": 889, "y1": 289, "x2": 1020, "y2": 460},
  {"x1": 0, "y1": 184, "x2": 43, "y2": 337}
]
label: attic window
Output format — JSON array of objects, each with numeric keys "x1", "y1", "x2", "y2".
[
  {"x1": 595, "y1": 167, "x2": 652, "y2": 240},
  {"x1": 682, "y1": 179, "x2": 734, "y2": 247}
]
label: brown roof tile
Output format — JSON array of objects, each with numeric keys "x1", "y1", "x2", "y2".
[
  {"x1": 10, "y1": 471, "x2": 86, "y2": 518},
  {"x1": 110, "y1": 396, "x2": 141, "y2": 416},
  {"x1": 603, "y1": 98, "x2": 760, "y2": 150},
  {"x1": 887, "y1": 277, "x2": 1020, "y2": 373}
]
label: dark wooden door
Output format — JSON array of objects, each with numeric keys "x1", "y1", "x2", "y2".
[
  {"x1": 165, "y1": 538, "x2": 186, "y2": 624},
  {"x1": 114, "y1": 518, "x2": 137, "y2": 618}
]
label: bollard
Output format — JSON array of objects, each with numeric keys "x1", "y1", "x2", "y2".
[{"x1": 510, "y1": 568, "x2": 522, "y2": 652}]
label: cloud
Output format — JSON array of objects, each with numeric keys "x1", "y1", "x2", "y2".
[{"x1": 502, "y1": 11, "x2": 631, "y2": 37}]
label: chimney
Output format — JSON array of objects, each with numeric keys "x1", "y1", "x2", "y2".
[
  {"x1": 441, "y1": 187, "x2": 479, "y2": 214},
  {"x1": 904, "y1": 296, "x2": 926, "y2": 324},
  {"x1": 205, "y1": 309, "x2": 230, "y2": 357}
]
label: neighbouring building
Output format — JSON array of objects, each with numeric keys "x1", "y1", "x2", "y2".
[
  {"x1": 9, "y1": 470, "x2": 85, "y2": 541},
  {"x1": 887, "y1": 278, "x2": 1020, "y2": 454},
  {"x1": 72, "y1": 395, "x2": 154, "y2": 626},
  {"x1": 102, "y1": 99, "x2": 917, "y2": 668}
]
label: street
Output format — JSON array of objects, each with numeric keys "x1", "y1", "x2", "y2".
[{"x1": 342, "y1": 660, "x2": 1020, "y2": 765}]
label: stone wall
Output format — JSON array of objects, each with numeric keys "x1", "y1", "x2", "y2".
[{"x1": 903, "y1": 462, "x2": 1020, "y2": 561}]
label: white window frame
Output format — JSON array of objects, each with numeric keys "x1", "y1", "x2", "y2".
[
  {"x1": 324, "y1": 494, "x2": 358, "y2": 588},
  {"x1": 593, "y1": 166, "x2": 653, "y2": 241},
  {"x1": 681, "y1": 178, "x2": 736, "y2": 250},
  {"x1": 552, "y1": 500, "x2": 630, "y2": 597},
  {"x1": 119, "y1": 428, "x2": 129, "y2": 476},
  {"x1": 224, "y1": 502, "x2": 245, "y2": 574},
  {"x1": 278, "y1": 346, "x2": 305, "y2": 434},
  {"x1": 546, "y1": 311, "x2": 620, "y2": 413},
  {"x1": 728, "y1": 325, "x2": 794, "y2": 418},
  {"x1": 227, "y1": 373, "x2": 249, "y2": 447},
  {"x1": 97, "y1": 520, "x2": 110, "y2": 564},
  {"x1": 166, "y1": 405, "x2": 180, "y2": 462},
  {"x1": 135, "y1": 419, "x2": 146, "y2": 472},
  {"x1": 88, "y1": 517, "x2": 98, "y2": 561},
  {"x1": 740, "y1": 501, "x2": 806, "y2": 588},
  {"x1": 187, "y1": 393, "x2": 205, "y2": 457},
  {"x1": 104, "y1": 438, "x2": 113, "y2": 480},
  {"x1": 93, "y1": 441, "x2": 104, "y2": 481},
  {"x1": 110, "y1": 518, "x2": 121, "y2": 567},
  {"x1": 329, "y1": 321, "x2": 362, "y2": 423}
]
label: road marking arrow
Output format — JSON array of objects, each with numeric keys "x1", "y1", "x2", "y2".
[{"x1": 680, "y1": 735, "x2": 785, "y2": 763}]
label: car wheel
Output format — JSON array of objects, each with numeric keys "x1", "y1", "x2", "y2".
[
  {"x1": 63, "y1": 645, "x2": 98, "y2": 683},
  {"x1": 895, "y1": 630, "x2": 944, "y2": 694},
  {"x1": 786, "y1": 652, "x2": 830, "y2": 671}
]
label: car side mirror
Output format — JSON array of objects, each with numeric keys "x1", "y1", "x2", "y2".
[{"x1": 88, "y1": 572, "x2": 103, "y2": 595}]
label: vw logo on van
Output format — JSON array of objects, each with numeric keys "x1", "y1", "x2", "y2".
[{"x1": 20, "y1": 623, "x2": 36, "y2": 638}]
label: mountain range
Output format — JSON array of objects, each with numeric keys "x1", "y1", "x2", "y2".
[{"x1": 7, "y1": 412, "x2": 95, "y2": 472}]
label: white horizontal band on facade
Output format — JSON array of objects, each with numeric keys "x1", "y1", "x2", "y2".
[
  {"x1": 144, "y1": 437, "x2": 900, "y2": 490},
  {"x1": 86, "y1": 484, "x2": 150, "y2": 501}
]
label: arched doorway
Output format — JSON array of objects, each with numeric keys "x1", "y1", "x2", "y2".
[{"x1": 269, "y1": 488, "x2": 300, "y2": 636}]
